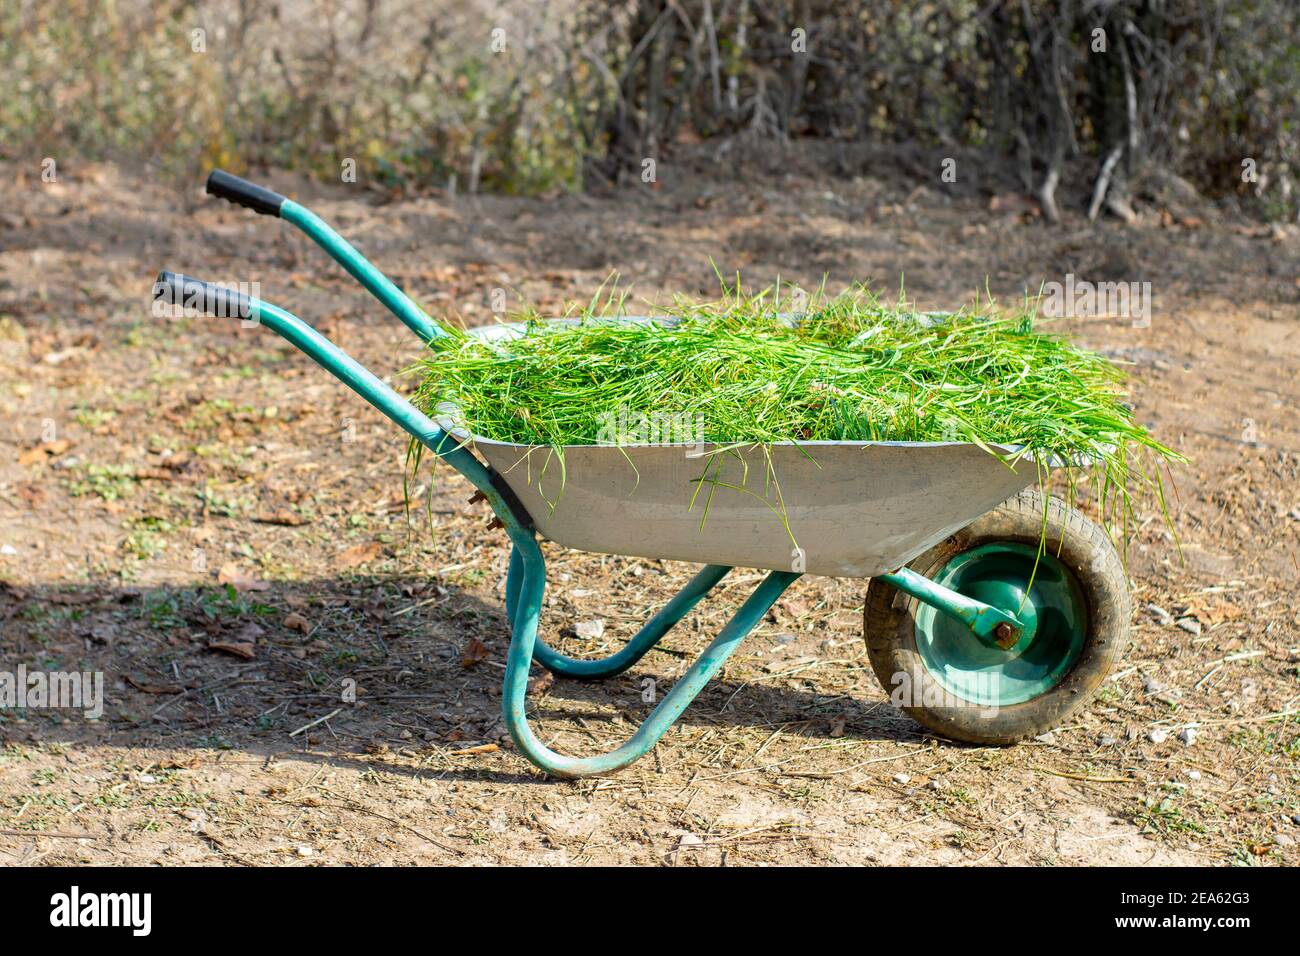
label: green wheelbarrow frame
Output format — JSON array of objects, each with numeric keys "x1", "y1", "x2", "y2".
[{"x1": 154, "y1": 170, "x2": 1024, "y2": 779}]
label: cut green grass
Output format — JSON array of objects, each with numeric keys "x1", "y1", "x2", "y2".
[{"x1": 406, "y1": 282, "x2": 1182, "y2": 540}]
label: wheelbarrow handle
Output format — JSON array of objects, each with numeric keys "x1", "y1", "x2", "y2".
[
  {"x1": 154, "y1": 270, "x2": 253, "y2": 319},
  {"x1": 204, "y1": 168, "x2": 443, "y2": 344},
  {"x1": 206, "y1": 170, "x2": 287, "y2": 217},
  {"x1": 151, "y1": 270, "x2": 532, "y2": 530}
]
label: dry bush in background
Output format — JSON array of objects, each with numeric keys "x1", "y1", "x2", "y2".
[
  {"x1": 1, "y1": 0, "x2": 586, "y2": 194},
  {"x1": 2, "y1": 0, "x2": 1296, "y2": 220},
  {"x1": 588, "y1": 0, "x2": 1299, "y2": 221}
]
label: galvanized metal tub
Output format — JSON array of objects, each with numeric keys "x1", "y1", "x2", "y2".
[
  {"x1": 462, "y1": 437, "x2": 1038, "y2": 578},
  {"x1": 436, "y1": 318, "x2": 1043, "y2": 578}
]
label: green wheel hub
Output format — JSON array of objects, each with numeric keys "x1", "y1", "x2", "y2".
[{"x1": 913, "y1": 542, "x2": 1088, "y2": 707}]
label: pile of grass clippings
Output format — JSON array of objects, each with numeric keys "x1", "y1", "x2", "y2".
[{"x1": 408, "y1": 283, "x2": 1182, "y2": 540}]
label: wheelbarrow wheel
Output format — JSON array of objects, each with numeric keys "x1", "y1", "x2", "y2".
[{"x1": 863, "y1": 488, "x2": 1129, "y2": 745}]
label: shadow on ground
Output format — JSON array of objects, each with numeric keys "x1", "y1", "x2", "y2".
[{"x1": 1, "y1": 574, "x2": 922, "y2": 785}]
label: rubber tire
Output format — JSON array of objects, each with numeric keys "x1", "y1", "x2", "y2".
[{"x1": 864, "y1": 489, "x2": 1130, "y2": 744}]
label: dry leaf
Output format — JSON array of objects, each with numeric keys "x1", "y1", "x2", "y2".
[
  {"x1": 208, "y1": 640, "x2": 257, "y2": 660},
  {"x1": 336, "y1": 541, "x2": 384, "y2": 568},
  {"x1": 16, "y1": 482, "x2": 47, "y2": 508},
  {"x1": 159, "y1": 755, "x2": 203, "y2": 770},
  {"x1": 460, "y1": 637, "x2": 490, "y2": 667},
  {"x1": 254, "y1": 509, "x2": 311, "y2": 526},
  {"x1": 449, "y1": 743, "x2": 499, "y2": 756},
  {"x1": 235, "y1": 622, "x2": 266, "y2": 641},
  {"x1": 87, "y1": 624, "x2": 118, "y2": 644},
  {"x1": 988, "y1": 192, "x2": 1040, "y2": 216},
  {"x1": 777, "y1": 597, "x2": 811, "y2": 619},
  {"x1": 49, "y1": 590, "x2": 98, "y2": 606},
  {"x1": 17, "y1": 439, "x2": 73, "y2": 467},
  {"x1": 125, "y1": 675, "x2": 183, "y2": 695},
  {"x1": 284, "y1": 612, "x2": 310, "y2": 633},
  {"x1": 1182, "y1": 597, "x2": 1245, "y2": 627},
  {"x1": 527, "y1": 671, "x2": 554, "y2": 696},
  {"x1": 217, "y1": 562, "x2": 270, "y2": 592}
]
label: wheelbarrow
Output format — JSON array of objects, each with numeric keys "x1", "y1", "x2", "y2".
[{"x1": 153, "y1": 170, "x2": 1130, "y2": 778}]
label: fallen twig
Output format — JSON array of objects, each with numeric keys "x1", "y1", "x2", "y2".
[
  {"x1": 0, "y1": 828, "x2": 99, "y2": 840},
  {"x1": 289, "y1": 707, "x2": 344, "y2": 737},
  {"x1": 1033, "y1": 768, "x2": 1130, "y2": 784}
]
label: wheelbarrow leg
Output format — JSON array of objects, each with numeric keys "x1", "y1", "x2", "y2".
[
  {"x1": 502, "y1": 531, "x2": 799, "y2": 778},
  {"x1": 506, "y1": 546, "x2": 523, "y2": 629},
  {"x1": 507, "y1": 544, "x2": 731, "y2": 678}
]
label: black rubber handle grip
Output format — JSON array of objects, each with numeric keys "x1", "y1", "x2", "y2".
[
  {"x1": 206, "y1": 170, "x2": 286, "y2": 217},
  {"x1": 154, "y1": 271, "x2": 254, "y2": 319}
]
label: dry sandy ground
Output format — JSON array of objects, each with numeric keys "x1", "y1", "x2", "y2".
[{"x1": 0, "y1": 146, "x2": 1297, "y2": 866}]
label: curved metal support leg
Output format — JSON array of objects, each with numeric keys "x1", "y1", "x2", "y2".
[
  {"x1": 536, "y1": 563, "x2": 731, "y2": 678},
  {"x1": 505, "y1": 545, "x2": 731, "y2": 679},
  {"x1": 502, "y1": 531, "x2": 799, "y2": 778},
  {"x1": 505, "y1": 545, "x2": 523, "y2": 629}
]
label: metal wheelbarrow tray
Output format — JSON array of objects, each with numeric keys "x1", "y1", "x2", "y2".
[
  {"x1": 154, "y1": 171, "x2": 1132, "y2": 778},
  {"x1": 441, "y1": 320, "x2": 1044, "y2": 578}
]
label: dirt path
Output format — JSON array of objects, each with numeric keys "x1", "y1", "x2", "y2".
[{"x1": 1, "y1": 152, "x2": 1296, "y2": 865}]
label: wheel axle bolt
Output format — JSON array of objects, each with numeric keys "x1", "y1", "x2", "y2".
[{"x1": 993, "y1": 622, "x2": 1019, "y2": 649}]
